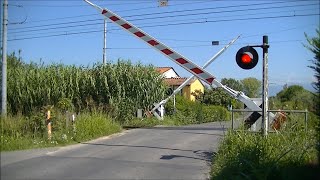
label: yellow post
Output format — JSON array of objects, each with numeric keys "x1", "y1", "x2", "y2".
[{"x1": 46, "y1": 110, "x2": 52, "y2": 140}]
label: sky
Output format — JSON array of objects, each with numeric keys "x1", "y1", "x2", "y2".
[{"x1": 2, "y1": 0, "x2": 320, "y2": 94}]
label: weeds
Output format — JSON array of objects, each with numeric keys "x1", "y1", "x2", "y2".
[
  {"x1": 0, "y1": 112, "x2": 122, "y2": 151},
  {"x1": 211, "y1": 120, "x2": 319, "y2": 179}
]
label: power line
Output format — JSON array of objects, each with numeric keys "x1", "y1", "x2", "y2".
[
  {"x1": 9, "y1": 0, "x2": 309, "y2": 27},
  {"x1": 10, "y1": 20, "x2": 101, "y2": 33},
  {"x1": 8, "y1": 2, "x2": 317, "y2": 33},
  {"x1": 108, "y1": 23, "x2": 317, "y2": 43},
  {"x1": 10, "y1": 6, "x2": 314, "y2": 41},
  {"x1": 8, "y1": 29, "x2": 102, "y2": 41},
  {"x1": 105, "y1": 40, "x2": 305, "y2": 50},
  {"x1": 120, "y1": 1, "x2": 295, "y2": 18},
  {"x1": 141, "y1": 7, "x2": 318, "y2": 27},
  {"x1": 9, "y1": 0, "x2": 211, "y2": 24},
  {"x1": 121, "y1": 3, "x2": 318, "y2": 22},
  {"x1": 9, "y1": 18, "x2": 101, "y2": 30},
  {"x1": 137, "y1": 13, "x2": 318, "y2": 29},
  {"x1": 8, "y1": 21, "x2": 314, "y2": 43},
  {"x1": 10, "y1": 0, "x2": 211, "y2": 8},
  {"x1": 10, "y1": 9, "x2": 309, "y2": 34},
  {"x1": 7, "y1": 13, "x2": 319, "y2": 41},
  {"x1": 9, "y1": 7, "x2": 317, "y2": 38},
  {"x1": 10, "y1": 1, "x2": 154, "y2": 7}
]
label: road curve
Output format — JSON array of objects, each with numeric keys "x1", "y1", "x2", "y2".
[{"x1": 1, "y1": 121, "x2": 229, "y2": 180}]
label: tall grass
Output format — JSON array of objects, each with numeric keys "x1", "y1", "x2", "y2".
[
  {"x1": 7, "y1": 53, "x2": 167, "y2": 122},
  {"x1": 74, "y1": 112, "x2": 121, "y2": 142},
  {"x1": 0, "y1": 112, "x2": 122, "y2": 151},
  {"x1": 211, "y1": 121, "x2": 319, "y2": 179}
]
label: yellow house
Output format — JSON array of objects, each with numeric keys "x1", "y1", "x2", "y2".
[{"x1": 156, "y1": 67, "x2": 204, "y2": 101}]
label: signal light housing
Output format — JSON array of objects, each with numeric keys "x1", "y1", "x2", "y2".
[{"x1": 236, "y1": 46, "x2": 258, "y2": 70}]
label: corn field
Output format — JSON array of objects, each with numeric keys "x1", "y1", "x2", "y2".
[{"x1": 7, "y1": 53, "x2": 167, "y2": 122}]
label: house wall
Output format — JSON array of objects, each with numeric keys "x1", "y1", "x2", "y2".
[
  {"x1": 189, "y1": 79, "x2": 204, "y2": 101},
  {"x1": 182, "y1": 85, "x2": 190, "y2": 100},
  {"x1": 162, "y1": 69, "x2": 179, "y2": 78}
]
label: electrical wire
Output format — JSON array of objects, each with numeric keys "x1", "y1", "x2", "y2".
[
  {"x1": 9, "y1": 7, "x2": 318, "y2": 37},
  {"x1": 9, "y1": 0, "x2": 211, "y2": 24},
  {"x1": 107, "y1": 23, "x2": 317, "y2": 43},
  {"x1": 105, "y1": 40, "x2": 305, "y2": 50},
  {"x1": 8, "y1": 2, "x2": 317, "y2": 33},
  {"x1": 7, "y1": 13, "x2": 319, "y2": 41},
  {"x1": 8, "y1": 0, "x2": 307, "y2": 27}
]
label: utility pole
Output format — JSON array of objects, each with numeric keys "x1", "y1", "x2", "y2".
[
  {"x1": 1, "y1": 0, "x2": 8, "y2": 117},
  {"x1": 262, "y1": 35, "x2": 269, "y2": 136},
  {"x1": 103, "y1": 18, "x2": 106, "y2": 65}
]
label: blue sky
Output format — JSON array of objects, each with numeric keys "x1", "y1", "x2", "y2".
[{"x1": 3, "y1": 0, "x2": 320, "y2": 93}]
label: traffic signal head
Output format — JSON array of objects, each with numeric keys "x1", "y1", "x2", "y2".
[{"x1": 236, "y1": 46, "x2": 258, "y2": 70}]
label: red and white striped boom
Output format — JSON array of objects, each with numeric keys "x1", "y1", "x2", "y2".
[{"x1": 84, "y1": 0, "x2": 215, "y2": 85}]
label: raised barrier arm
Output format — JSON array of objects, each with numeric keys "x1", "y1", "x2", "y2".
[{"x1": 84, "y1": 0, "x2": 216, "y2": 85}]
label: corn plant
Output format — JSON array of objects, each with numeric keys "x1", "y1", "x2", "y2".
[{"x1": 7, "y1": 54, "x2": 167, "y2": 121}]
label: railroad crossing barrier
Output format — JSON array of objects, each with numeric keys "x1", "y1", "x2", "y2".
[{"x1": 230, "y1": 109, "x2": 308, "y2": 132}]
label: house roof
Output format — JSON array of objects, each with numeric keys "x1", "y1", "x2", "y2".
[
  {"x1": 155, "y1": 67, "x2": 172, "y2": 74},
  {"x1": 163, "y1": 77, "x2": 196, "y2": 86}
]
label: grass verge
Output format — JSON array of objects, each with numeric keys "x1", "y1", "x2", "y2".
[
  {"x1": 1, "y1": 112, "x2": 122, "y2": 151},
  {"x1": 211, "y1": 127, "x2": 319, "y2": 179}
]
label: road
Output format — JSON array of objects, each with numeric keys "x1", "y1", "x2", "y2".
[{"x1": 1, "y1": 121, "x2": 229, "y2": 180}]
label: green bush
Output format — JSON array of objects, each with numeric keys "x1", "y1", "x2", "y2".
[
  {"x1": 165, "y1": 95, "x2": 230, "y2": 123},
  {"x1": 165, "y1": 95, "x2": 195, "y2": 115},
  {"x1": 211, "y1": 126, "x2": 318, "y2": 179},
  {"x1": 202, "y1": 105, "x2": 230, "y2": 123},
  {"x1": 73, "y1": 112, "x2": 121, "y2": 142}
]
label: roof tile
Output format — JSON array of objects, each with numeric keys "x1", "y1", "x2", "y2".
[{"x1": 163, "y1": 77, "x2": 196, "y2": 86}]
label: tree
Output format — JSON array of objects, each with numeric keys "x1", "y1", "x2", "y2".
[
  {"x1": 304, "y1": 29, "x2": 320, "y2": 95},
  {"x1": 202, "y1": 88, "x2": 231, "y2": 107},
  {"x1": 304, "y1": 29, "x2": 320, "y2": 164},
  {"x1": 276, "y1": 85, "x2": 304, "y2": 102},
  {"x1": 241, "y1": 77, "x2": 261, "y2": 98},
  {"x1": 274, "y1": 85, "x2": 315, "y2": 111},
  {"x1": 192, "y1": 78, "x2": 244, "y2": 109},
  {"x1": 221, "y1": 78, "x2": 243, "y2": 91}
]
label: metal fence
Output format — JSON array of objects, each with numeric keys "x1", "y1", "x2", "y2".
[{"x1": 230, "y1": 109, "x2": 308, "y2": 131}]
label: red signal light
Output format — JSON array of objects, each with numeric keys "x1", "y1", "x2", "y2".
[
  {"x1": 236, "y1": 46, "x2": 258, "y2": 70},
  {"x1": 241, "y1": 53, "x2": 252, "y2": 64}
]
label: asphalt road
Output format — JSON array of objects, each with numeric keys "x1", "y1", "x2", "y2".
[{"x1": 1, "y1": 121, "x2": 229, "y2": 180}]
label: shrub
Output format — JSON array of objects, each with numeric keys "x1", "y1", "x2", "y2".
[
  {"x1": 73, "y1": 112, "x2": 121, "y2": 142},
  {"x1": 202, "y1": 105, "x2": 230, "y2": 123},
  {"x1": 165, "y1": 95, "x2": 230, "y2": 124}
]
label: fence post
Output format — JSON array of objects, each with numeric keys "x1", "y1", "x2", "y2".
[
  {"x1": 72, "y1": 113, "x2": 76, "y2": 134},
  {"x1": 46, "y1": 110, "x2": 52, "y2": 140},
  {"x1": 305, "y1": 109, "x2": 308, "y2": 132},
  {"x1": 66, "y1": 111, "x2": 69, "y2": 131},
  {"x1": 267, "y1": 111, "x2": 270, "y2": 132},
  {"x1": 231, "y1": 109, "x2": 234, "y2": 130}
]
